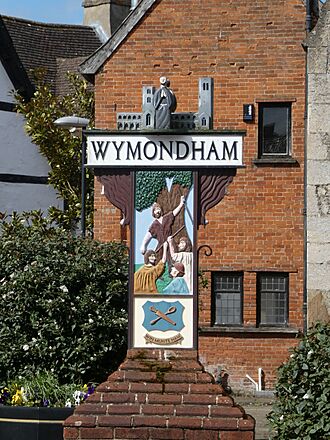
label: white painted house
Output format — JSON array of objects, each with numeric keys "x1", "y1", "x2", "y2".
[
  {"x1": 0, "y1": 57, "x2": 61, "y2": 215},
  {"x1": 0, "y1": 1, "x2": 136, "y2": 218},
  {"x1": 0, "y1": 14, "x2": 103, "y2": 217}
]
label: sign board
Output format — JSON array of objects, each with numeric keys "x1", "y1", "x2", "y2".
[
  {"x1": 86, "y1": 133, "x2": 243, "y2": 168},
  {"x1": 133, "y1": 170, "x2": 195, "y2": 348}
]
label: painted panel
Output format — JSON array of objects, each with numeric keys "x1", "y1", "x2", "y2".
[
  {"x1": 134, "y1": 171, "x2": 193, "y2": 295},
  {"x1": 134, "y1": 297, "x2": 193, "y2": 348},
  {"x1": 133, "y1": 170, "x2": 194, "y2": 349}
]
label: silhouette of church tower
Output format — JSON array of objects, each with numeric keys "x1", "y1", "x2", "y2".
[{"x1": 117, "y1": 77, "x2": 214, "y2": 131}]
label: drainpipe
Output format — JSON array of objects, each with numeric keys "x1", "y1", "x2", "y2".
[
  {"x1": 131, "y1": 0, "x2": 138, "y2": 9},
  {"x1": 303, "y1": 2, "x2": 311, "y2": 335},
  {"x1": 306, "y1": 0, "x2": 312, "y2": 32}
]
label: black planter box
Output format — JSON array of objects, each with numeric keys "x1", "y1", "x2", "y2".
[{"x1": 0, "y1": 406, "x2": 74, "y2": 440}]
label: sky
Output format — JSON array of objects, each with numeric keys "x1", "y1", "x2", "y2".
[
  {"x1": 1, "y1": 0, "x2": 327, "y2": 24},
  {"x1": 0, "y1": 0, "x2": 83, "y2": 25}
]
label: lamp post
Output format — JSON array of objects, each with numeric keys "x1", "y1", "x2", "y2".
[{"x1": 54, "y1": 116, "x2": 90, "y2": 237}]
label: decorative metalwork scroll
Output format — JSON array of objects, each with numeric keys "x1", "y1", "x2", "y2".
[
  {"x1": 97, "y1": 172, "x2": 132, "y2": 226},
  {"x1": 198, "y1": 169, "x2": 236, "y2": 226}
]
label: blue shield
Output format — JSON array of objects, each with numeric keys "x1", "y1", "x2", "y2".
[{"x1": 142, "y1": 300, "x2": 184, "y2": 332}]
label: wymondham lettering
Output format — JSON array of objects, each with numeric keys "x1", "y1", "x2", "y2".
[
  {"x1": 127, "y1": 141, "x2": 141, "y2": 160},
  {"x1": 222, "y1": 141, "x2": 238, "y2": 161},
  {"x1": 88, "y1": 136, "x2": 242, "y2": 166},
  {"x1": 91, "y1": 141, "x2": 110, "y2": 160}
]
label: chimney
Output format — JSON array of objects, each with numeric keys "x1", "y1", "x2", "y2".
[{"x1": 82, "y1": 0, "x2": 131, "y2": 39}]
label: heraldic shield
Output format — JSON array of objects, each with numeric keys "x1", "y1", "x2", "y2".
[{"x1": 142, "y1": 300, "x2": 185, "y2": 332}]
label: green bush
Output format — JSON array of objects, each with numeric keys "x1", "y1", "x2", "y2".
[
  {"x1": 268, "y1": 322, "x2": 330, "y2": 440},
  {"x1": 0, "y1": 212, "x2": 128, "y2": 385}
]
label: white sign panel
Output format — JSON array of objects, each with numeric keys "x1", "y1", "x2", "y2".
[
  {"x1": 86, "y1": 133, "x2": 243, "y2": 167},
  {"x1": 134, "y1": 297, "x2": 194, "y2": 349}
]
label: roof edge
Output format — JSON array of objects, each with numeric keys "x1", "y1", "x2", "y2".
[
  {"x1": 79, "y1": 0, "x2": 158, "y2": 76},
  {"x1": 0, "y1": 16, "x2": 34, "y2": 99},
  {"x1": 0, "y1": 13, "x2": 98, "y2": 30}
]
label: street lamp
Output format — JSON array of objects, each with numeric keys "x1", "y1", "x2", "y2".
[{"x1": 54, "y1": 116, "x2": 90, "y2": 237}]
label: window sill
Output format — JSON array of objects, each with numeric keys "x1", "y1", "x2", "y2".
[
  {"x1": 199, "y1": 326, "x2": 300, "y2": 335},
  {"x1": 253, "y1": 157, "x2": 298, "y2": 166}
]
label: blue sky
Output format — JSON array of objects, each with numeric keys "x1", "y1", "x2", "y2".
[
  {"x1": 0, "y1": 0, "x2": 83, "y2": 24},
  {"x1": 1, "y1": 0, "x2": 327, "y2": 24}
]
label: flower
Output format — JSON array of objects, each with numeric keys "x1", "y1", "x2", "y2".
[
  {"x1": 73, "y1": 390, "x2": 84, "y2": 406},
  {"x1": 22, "y1": 344, "x2": 29, "y2": 351},
  {"x1": 12, "y1": 387, "x2": 27, "y2": 406},
  {"x1": 1, "y1": 373, "x2": 96, "y2": 408},
  {"x1": 59, "y1": 285, "x2": 68, "y2": 293},
  {"x1": 0, "y1": 387, "x2": 10, "y2": 404},
  {"x1": 65, "y1": 399, "x2": 72, "y2": 408}
]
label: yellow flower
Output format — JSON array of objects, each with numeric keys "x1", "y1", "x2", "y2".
[
  {"x1": 11, "y1": 387, "x2": 27, "y2": 406},
  {"x1": 12, "y1": 390, "x2": 23, "y2": 405}
]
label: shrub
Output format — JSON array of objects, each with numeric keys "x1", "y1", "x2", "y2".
[
  {"x1": 15, "y1": 71, "x2": 95, "y2": 230},
  {"x1": 268, "y1": 322, "x2": 330, "y2": 440},
  {"x1": 0, "y1": 211, "x2": 128, "y2": 385}
]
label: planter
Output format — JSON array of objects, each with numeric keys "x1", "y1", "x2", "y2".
[{"x1": 0, "y1": 406, "x2": 74, "y2": 440}]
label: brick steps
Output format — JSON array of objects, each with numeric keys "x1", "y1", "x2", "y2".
[{"x1": 64, "y1": 349, "x2": 255, "y2": 439}]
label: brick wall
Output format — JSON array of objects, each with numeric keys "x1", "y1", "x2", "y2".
[{"x1": 92, "y1": 0, "x2": 307, "y2": 390}]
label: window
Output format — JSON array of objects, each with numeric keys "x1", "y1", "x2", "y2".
[
  {"x1": 257, "y1": 273, "x2": 288, "y2": 326},
  {"x1": 212, "y1": 272, "x2": 243, "y2": 325},
  {"x1": 258, "y1": 103, "x2": 291, "y2": 157}
]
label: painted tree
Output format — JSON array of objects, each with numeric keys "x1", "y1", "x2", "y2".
[
  {"x1": 136, "y1": 171, "x2": 193, "y2": 247},
  {"x1": 15, "y1": 70, "x2": 94, "y2": 231}
]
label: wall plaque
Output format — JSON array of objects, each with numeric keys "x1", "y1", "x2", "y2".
[{"x1": 86, "y1": 133, "x2": 243, "y2": 168}]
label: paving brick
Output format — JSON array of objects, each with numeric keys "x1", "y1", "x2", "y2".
[
  {"x1": 184, "y1": 430, "x2": 219, "y2": 440},
  {"x1": 63, "y1": 427, "x2": 79, "y2": 439},
  {"x1": 142, "y1": 404, "x2": 175, "y2": 415},
  {"x1": 80, "y1": 427, "x2": 114, "y2": 439},
  {"x1": 175, "y1": 405, "x2": 209, "y2": 417},
  {"x1": 98, "y1": 415, "x2": 132, "y2": 427},
  {"x1": 132, "y1": 415, "x2": 167, "y2": 427},
  {"x1": 64, "y1": 415, "x2": 96, "y2": 428},
  {"x1": 148, "y1": 393, "x2": 182, "y2": 405},
  {"x1": 167, "y1": 416, "x2": 203, "y2": 429},
  {"x1": 148, "y1": 428, "x2": 185, "y2": 439},
  {"x1": 220, "y1": 432, "x2": 254, "y2": 440},
  {"x1": 114, "y1": 427, "x2": 149, "y2": 439}
]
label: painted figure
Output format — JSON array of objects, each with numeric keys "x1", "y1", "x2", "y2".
[
  {"x1": 163, "y1": 262, "x2": 189, "y2": 295},
  {"x1": 140, "y1": 195, "x2": 185, "y2": 256},
  {"x1": 134, "y1": 242, "x2": 168, "y2": 294},
  {"x1": 153, "y1": 76, "x2": 177, "y2": 129},
  {"x1": 168, "y1": 235, "x2": 193, "y2": 293}
]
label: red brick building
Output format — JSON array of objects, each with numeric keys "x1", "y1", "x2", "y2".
[{"x1": 81, "y1": 0, "x2": 320, "y2": 391}]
